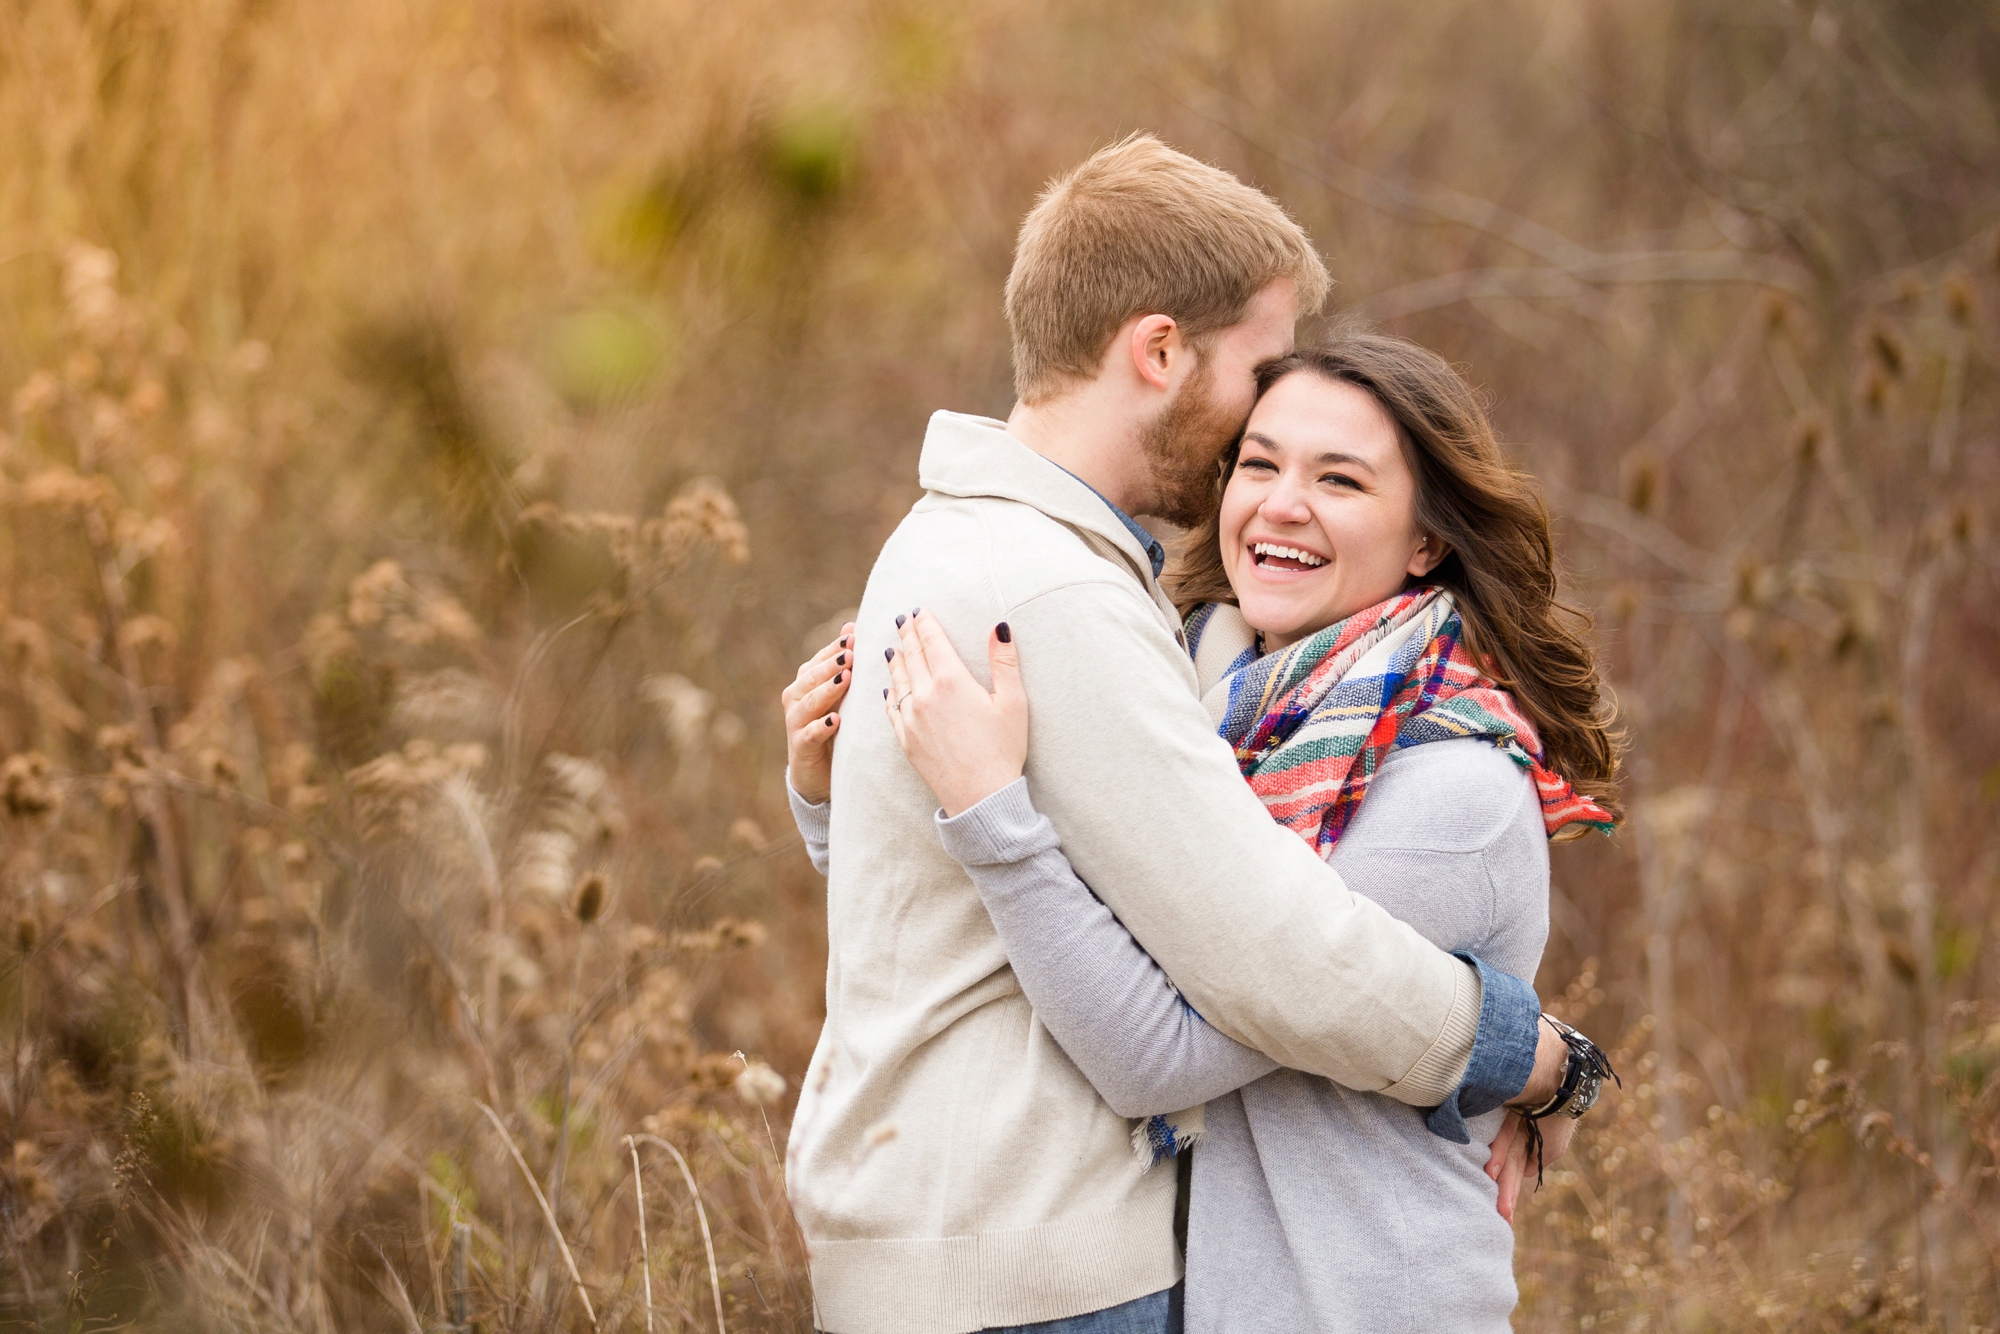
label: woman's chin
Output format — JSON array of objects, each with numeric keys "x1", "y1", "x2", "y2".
[
  {"x1": 1239, "y1": 605, "x2": 1309, "y2": 647},
  {"x1": 1239, "y1": 592, "x2": 1381, "y2": 649}
]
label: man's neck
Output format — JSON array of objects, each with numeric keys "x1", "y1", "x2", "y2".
[{"x1": 1005, "y1": 394, "x2": 1151, "y2": 517}]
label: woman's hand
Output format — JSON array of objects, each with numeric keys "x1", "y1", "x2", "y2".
[
  {"x1": 1485, "y1": 1110, "x2": 1577, "y2": 1223},
  {"x1": 882, "y1": 610, "x2": 1026, "y2": 817},
  {"x1": 781, "y1": 622, "x2": 855, "y2": 804}
]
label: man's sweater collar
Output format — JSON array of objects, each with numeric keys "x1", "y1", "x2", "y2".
[
  {"x1": 916, "y1": 410, "x2": 1164, "y2": 584},
  {"x1": 1047, "y1": 462, "x2": 1167, "y2": 579}
]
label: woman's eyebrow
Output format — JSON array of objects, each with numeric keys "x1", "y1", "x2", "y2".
[{"x1": 1241, "y1": 433, "x2": 1378, "y2": 474}]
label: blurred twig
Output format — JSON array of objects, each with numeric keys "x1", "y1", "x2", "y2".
[{"x1": 1176, "y1": 83, "x2": 1814, "y2": 323}]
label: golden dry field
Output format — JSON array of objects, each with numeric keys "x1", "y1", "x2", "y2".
[{"x1": 2, "y1": 0, "x2": 1998, "y2": 1329}]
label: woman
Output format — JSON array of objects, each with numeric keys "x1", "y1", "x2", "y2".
[{"x1": 782, "y1": 334, "x2": 1622, "y2": 1330}]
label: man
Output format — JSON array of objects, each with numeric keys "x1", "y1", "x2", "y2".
[{"x1": 786, "y1": 134, "x2": 1569, "y2": 1333}]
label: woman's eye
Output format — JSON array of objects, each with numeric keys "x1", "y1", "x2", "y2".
[
  {"x1": 1237, "y1": 457, "x2": 1278, "y2": 473},
  {"x1": 1320, "y1": 473, "x2": 1361, "y2": 490}
]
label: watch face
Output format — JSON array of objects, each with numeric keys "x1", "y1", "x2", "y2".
[{"x1": 1565, "y1": 1070, "x2": 1602, "y2": 1118}]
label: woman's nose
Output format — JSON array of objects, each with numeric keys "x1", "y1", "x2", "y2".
[{"x1": 1260, "y1": 481, "x2": 1312, "y2": 525}]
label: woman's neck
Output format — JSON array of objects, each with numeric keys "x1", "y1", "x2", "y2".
[{"x1": 1257, "y1": 626, "x2": 1303, "y2": 656}]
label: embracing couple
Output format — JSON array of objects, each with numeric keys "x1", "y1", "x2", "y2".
[{"x1": 774, "y1": 135, "x2": 1623, "y2": 1333}]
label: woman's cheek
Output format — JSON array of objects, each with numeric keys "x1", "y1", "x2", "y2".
[{"x1": 1217, "y1": 499, "x2": 1250, "y2": 571}]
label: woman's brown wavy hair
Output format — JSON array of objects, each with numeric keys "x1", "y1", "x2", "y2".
[{"x1": 1166, "y1": 332, "x2": 1625, "y2": 828}]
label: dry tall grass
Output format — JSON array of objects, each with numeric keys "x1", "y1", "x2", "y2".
[{"x1": 1, "y1": 0, "x2": 1996, "y2": 1329}]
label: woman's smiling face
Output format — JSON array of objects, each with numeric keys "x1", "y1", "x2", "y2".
[{"x1": 1219, "y1": 371, "x2": 1446, "y2": 652}]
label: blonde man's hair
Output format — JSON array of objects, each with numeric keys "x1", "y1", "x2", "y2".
[{"x1": 1004, "y1": 133, "x2": 1331, "y2": 404}]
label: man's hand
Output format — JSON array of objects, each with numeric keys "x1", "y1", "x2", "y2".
[
  {"x1": 781, "y1": 622, "x2": 856, "y2": 804},
  {"x1": 883, "y1": 610, "x2": 1028, "y2": 817},
  {"x1": 1486, "y1": 1110, "x2": 1577, "y2": 1222}
]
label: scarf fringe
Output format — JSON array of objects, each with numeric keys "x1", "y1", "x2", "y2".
[{"x1": 1133, "y1": 1109, "x2": 1203, "y2": 1167}]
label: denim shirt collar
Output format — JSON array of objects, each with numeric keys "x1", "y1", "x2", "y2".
[{"x1": 1048, "y1": 461, "x2": 1166, "y2": 579}]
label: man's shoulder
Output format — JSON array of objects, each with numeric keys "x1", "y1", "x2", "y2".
[{"x1": 877, "y1": 490, "x2": 1145, "y2": 607}]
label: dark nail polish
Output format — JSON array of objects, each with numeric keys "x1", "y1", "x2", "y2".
[
  {"x1": 911, "y1": 606, "x2": 921, "y2": 616},
  {"x1": 840, "y1": 636, "x2": 850, "y2": 648},
  {"x1": 996, "y1": 622, "x2": 1012, "y2": 644},
  {"x1": 895, "y1": 614, "x2": 907, "y2": 629},
  {"x1": 836, "y1": 653, "x2": 846, "y2": 666},
  {"x1": 824, "y1": 715, "x2": 836, "y2": 727},
  {"x1": 882, "y1": 687, "x2": 889, "y2": 699},
  {"x1": 833, "y1": 672, "x2": 844, "y2": 685},
  {"x1": 885, "y1": 647, "x2": 895, "y2": 661}
]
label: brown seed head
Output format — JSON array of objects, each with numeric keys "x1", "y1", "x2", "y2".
[
  {"x1": 1, "y1": 753, "x2": 55, "y2": 819},
  {"x1": 1943, "y1": 271, "x2": 1975, "y2": 326},
  {"x1": 1857, "y1": 366, "x2": 1889, "y2": 415},
  {"x1": 1791, "y1": 416, "x2": 1825, "y2": 462},
  {"x1": 1622, "y1": 455, "x2": 1658, "y2": 516},
  {"x1": 574, "y1": 874, "x2": 606, "y2": 925},
  {"x1": 1869, "y1": 327, "x2": 1906, "y2": 380}
]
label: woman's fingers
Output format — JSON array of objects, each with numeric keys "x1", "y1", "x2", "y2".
[
  {"x1": 986, "y1": 621, "x2": 1023, "y2": 713},
  {"x1": 1495, "y1": 1130, "x2": 1527, "y2": 1222},
  {"x1": 784, "y1": 627, "x2": 855, "y2": 708},
  {"x1": 792, "y1": 708, "x2": 840, "y2": 751},
  {"x1": 881, "y1": 684, "x2": 905, "y2": 746},
  {"x1": 892, "y1": 612, "x2": 935, "y2": 692},
  {"x1": 1485, "y1": 1112, "x2": 1520, "y2": 1182},
  {"x1": 882, "y1": 648, "x2": 913, "y2": 747},
  {"x1": 803, "y1": 625, "x2": 853, "y2": 672},
  {"x1": 885, "y1": 634, "x2": 916, "y2": 711},
  {"x1": 785, "y1": 664, "x2": 851, "y2": 731},
  {"x1": 789, "y1": 675, "x2": 851, "y2": 734},
  {"x1": 907, "y1": 610, "x2": 980, "y2": 693}
]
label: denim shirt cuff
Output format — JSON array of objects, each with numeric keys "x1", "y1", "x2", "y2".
[{"x1": 1424, "y1": 953, "x2": 1538, "y2": 1144}]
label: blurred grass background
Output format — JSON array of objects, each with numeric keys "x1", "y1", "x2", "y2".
[{"x1": 2, "y1": 0, "x2": 1998, "y2": 1328}]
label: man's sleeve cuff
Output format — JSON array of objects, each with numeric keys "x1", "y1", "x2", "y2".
[{"x1": 1424, "y1": 954, "x2": 1539, "y2": 1144}]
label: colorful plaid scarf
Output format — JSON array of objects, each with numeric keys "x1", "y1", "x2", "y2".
[{"x1": 1185, "y1": 587, "x2": 1616, "y2": 850}]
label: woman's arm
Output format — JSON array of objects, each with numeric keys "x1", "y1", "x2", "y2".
[
  {"x1": 936, "y1": 778, "x2": 1278, "y2": 1117},
  {"x1": 787, "y1": 778, "x2": 831, "y2": 876}
]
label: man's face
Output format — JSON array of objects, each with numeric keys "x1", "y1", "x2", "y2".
[{"x1": 1139, "y1": 278, "x2": 1299, "y2": 525}]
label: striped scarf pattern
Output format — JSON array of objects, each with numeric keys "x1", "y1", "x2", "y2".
[{"x1": 1186, "y1": 587, "x2": 1615, "y2": 853}]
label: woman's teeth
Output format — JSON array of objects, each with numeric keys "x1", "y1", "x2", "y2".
[{"x1": 1251, "y1": 542, "x2": 1326, "y2": 569}]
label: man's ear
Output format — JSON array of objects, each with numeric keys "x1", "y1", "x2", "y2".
[
  {"x1": 1127, "y1": 314, "x2": 1179, "y2": 391},
  {"x1": 1408, "y1": 532, "x2": 1452, "y2": 578}
]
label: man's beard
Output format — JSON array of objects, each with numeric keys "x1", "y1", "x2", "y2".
[{"x1": 1138, "y1": 356, "x2": 1245, "y2": 528}]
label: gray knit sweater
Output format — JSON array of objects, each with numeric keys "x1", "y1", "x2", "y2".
[{"x1": 791, "y1": 737, "x2": 1548, "y2": 1333}]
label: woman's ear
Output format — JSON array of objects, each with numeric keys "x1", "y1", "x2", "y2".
[{"x1": 1408, "y1": 532, "x2": 1451, "y2": 578}]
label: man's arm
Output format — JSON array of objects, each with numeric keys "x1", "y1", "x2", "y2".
[
  {"x1": 938, "y1": 778, "x2": 1279, "y2": 1116},
  {"x1": 1004, "y1": 580, "x2": 1491, "y2": 1105}
]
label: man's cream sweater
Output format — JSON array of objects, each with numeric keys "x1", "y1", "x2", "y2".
[{"x1": 788, "y1": 411, "x2": 1484, "y2": 1333}]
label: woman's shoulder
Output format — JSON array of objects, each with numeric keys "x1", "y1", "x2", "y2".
[{"x1": 1340, "y1": 738, "x2": 1540, "y2": 856}]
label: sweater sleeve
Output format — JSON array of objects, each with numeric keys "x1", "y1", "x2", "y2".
[
  {"x1": 1004, "y1": 579, "x2": 1484, "y2": 1105},
  {"x1": 785, "y1": 770, "x2": 831, "y2": 876},
  {"x1": 936, "y1": 779, "x2": 1278, "y2": 1118}
]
